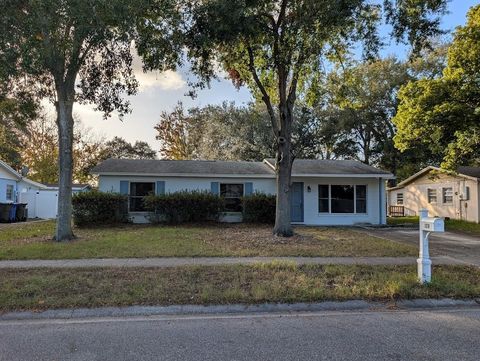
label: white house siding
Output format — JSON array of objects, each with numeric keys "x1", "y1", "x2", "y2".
[
  {"x1": 297, "y1": 177, "x2": 385, "y2": 226},
  {"x1": 98, "y1": 175, "x2": 276, "y2": 195},
  {"x1": 99, "y1": 175, "x2": 387, "y2": 226},
  {"x1": 388, "y1": 173, "x2": 479, "y2": 223}
]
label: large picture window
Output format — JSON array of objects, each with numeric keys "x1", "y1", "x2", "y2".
[
  {"x1": 129, "y1": 182, "x2": 155, "y2": 212},
  {"x1": 318, "y1": 184, "x2": 367, "y2": 214},
  {"x1": 331, "y1": 185, "x2": 354, "y2": 213},
  {"x1": 220, "y1": 183, "x2": 244, "y2": 212}
]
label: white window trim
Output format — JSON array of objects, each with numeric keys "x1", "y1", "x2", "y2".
[
  {"x1": 427, "y1": 188, "x2": 437, "y2": 204},
  {"x1": 220, "y1": 183, "x2": 244, "y2": 213},
  {"x1": 5, "y1": 184, "x2": 14, "y2": 202},
  {"x1": 129, "y1": 181, "x2": 156, "y2": 213},
  {"x1": 318, "y1": 184, "x2": 368, "y2": 215},
  {"x1": 442, "y1": 187, "x2": 453, "y2": 204},
  {"x1": 396, "y1": 192, "x2": 404, "y2": 205}
]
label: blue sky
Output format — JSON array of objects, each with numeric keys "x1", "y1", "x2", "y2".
[{"x1": 72, "y1": 0, "x2": 479, "y2": 152}]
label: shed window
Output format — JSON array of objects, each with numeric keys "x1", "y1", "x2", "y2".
[
  {"x1": 220, "y1": 184, "x2": 244, "y2": 212},
  {"x1": 6, "y1": 185, "x2": 14, "y2": 201},
  {"x1": 396, "y1": 193, "x2": 404, "y2": 205},
  {"x1": 129, "y1": 182, "x2": 155, "y2": 212},
  {"x1": 442, "y1": 187, "x2": 453, "y2": 204},
  {"x1": 427, "y1": 189, "x2": 437, "y2": 203}
]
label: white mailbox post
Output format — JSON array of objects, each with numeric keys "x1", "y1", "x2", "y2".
[{"x1": 418, "y1": 209, "x2": 445, "y2": 284}]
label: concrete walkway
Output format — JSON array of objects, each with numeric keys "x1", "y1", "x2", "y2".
[{"x1": 0, "y1": 255, "x2": 469, "y2": 269}]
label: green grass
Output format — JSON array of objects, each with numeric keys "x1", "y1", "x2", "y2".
[
  {"x1": 387, "y1": 216, "x2": 419, "y2": 226},
  {"x1": 388, "y1": 216, "x2": 480, "y2": 236},
  {"x1": 0, "y1": 263, "x2": 478, "y2": 311},
  {"x1": 0, "y1": 221, "x2": 416, "y2": 260},
  {"x1": 445, "y1": 219, "x2": 480, "y2": 236}
]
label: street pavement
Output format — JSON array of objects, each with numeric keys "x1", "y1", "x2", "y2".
[
  {"x1": 361, "y1": 227, "x2": 480, "y2": 266},
  {"x1": 1, "y1": 307, "x2": 479, "y2": 361}
]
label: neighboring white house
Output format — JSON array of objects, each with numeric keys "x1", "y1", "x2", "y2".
[
  {"x1": 0, "y1": 159, "x2": 47, "y2": 203},
  {"x1": 0, "y1": 159, "x2": 91, "y2": 219},
  {"x1": 387, "y1": 166, "x2": 480, "y2": 223},
  {"x1": 92, "y1": 158, "x2": 393, "y2": 225}
]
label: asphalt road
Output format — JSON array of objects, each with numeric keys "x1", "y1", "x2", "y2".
[
  {"x1": 361, "y1": 227, "x2": 480, "y2": 266},
  {"x1": 1, "y1": 308, "x2": 479, "y2": 361}
]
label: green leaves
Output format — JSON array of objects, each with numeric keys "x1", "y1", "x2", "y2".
[{"x1": 393, "y1": 4, "x2": 480, "y2": 170}]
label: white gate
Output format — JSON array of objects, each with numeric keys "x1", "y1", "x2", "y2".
[{"x1": 19, "y1": 191, "x2": 58, "y2": 219}]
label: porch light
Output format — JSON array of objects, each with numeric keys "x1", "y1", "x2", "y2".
[{"x1": 307, "y1": 186, "x2": 311, "y2": 192}]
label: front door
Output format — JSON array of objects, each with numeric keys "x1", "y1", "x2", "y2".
[{"x1": 290, "y1": 182, "x2": 304, "y2": 223}]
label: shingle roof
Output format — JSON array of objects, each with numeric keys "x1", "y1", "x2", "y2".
[
  {"x1": 92, "y1": 158, "x2": 392, "y2": 177},
  {"x1": 458, "y1": 166, "x2": 480, "y2": 179},
  {"x1": 92, "y1": 159, "x2": 274, "y2": 176},
  {"x1": 264, "y1": 159, "x2": 392, "y2": 175}
]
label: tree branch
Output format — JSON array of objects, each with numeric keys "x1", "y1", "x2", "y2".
[{"x1": 246, "y1": 44, "x2": 279, "y2": 135}]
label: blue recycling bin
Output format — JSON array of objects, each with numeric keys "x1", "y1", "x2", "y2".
[{"x1": 8, "y1": 203, "x2": 17, "y2": 222}]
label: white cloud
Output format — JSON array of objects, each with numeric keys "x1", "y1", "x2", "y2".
[
  {"x1": 137, "y1": 69, "x2": 186, "y2": 91},
  {"x1": 132, "y1": 54, "x2": 186, "y2": 92}
]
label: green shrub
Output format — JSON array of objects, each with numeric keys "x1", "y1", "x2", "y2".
[
  {"x1": 72, "y1": 191, "x2": 129, "y2": 227},
  {"x1": 144, "y1": 190, "x2": 224, "y2": 224},
  {"x1": 242, "y1": 193, "x2": 276, "y2": 223}
]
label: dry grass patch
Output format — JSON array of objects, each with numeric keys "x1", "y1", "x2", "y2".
[
  {"x1": 0, "y1": 264, "x2": 478, "y2": 311},
  {"x1": 0, "y1": 221, "x2": 416, "y2": 259}
]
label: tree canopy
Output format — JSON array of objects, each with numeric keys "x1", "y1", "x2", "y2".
[
  {"x1": 394, "y1": 4, "x2": 480, "y2": 170},
  {"x1": 172, "y1": 0, "x2": 448, "y2": 235},
  {"x1": 0, "y1": 0, "x2": 181, "y2": 240}
]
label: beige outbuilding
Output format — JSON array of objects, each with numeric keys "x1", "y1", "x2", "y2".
[{"x1": 387, "y1": 166, "x2": 480, "y2": 223}]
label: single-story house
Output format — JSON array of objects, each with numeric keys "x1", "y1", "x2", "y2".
[
  {"x1": 387, "y1": 166, "x2": 480, "y2": 223},
  {"x1": 92, "y1": 158, "x2": 393, "y2": 225},
  {"x1": 0, "y1": 159, "x2": 47, "y2": 203}
]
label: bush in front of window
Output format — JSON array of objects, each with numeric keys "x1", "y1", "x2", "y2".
[
  {"x1": 72, "y1": 191, "x2": 129, "y2": 227},
  {"x1": 242, "y1": 193, "x2": 276, "y2": 224},
  {"x1": 144, "y1": 190, "x2": 224, "y2": 224}
]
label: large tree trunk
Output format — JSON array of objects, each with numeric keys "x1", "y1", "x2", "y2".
[
  {"x1": 273, "y1": 143, "x2": 293, "y2": 237},
  {"x1": 55, "y1": 93, "x2": 75, "y2": 241},
  {"x1": 273, "y1": 101, "x2": 294, "y2": 237}
]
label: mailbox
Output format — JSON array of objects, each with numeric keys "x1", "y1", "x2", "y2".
[
  {"x1": 418, "y1": 210, "x2": 445, "y2": 284},
  {"x1": 420, "y1": 217, "x2": 444, "y2": 233}
]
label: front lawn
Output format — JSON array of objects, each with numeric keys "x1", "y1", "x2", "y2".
[
  {"x1": 0, "y1": 264, "x2": 478, "y2": 311},
  {"x1": 0, "y1": 221, "x2": 416, "y2": 259},
  {"x1": 387, "y1": 216, "x2": 480, "y2": 236}
]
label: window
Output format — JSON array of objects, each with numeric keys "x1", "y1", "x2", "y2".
[
  {"x1": 331, "y1": 185, "x2": 354, "y2": 213},
  {"x1": 318, "y1": 185, "x2": 329, "y2": 213},
  {"x1": 129, "y1": 182, "x2": 155, "y2": 212},
  {"x1": 442, "y1": 187, "x2": 453, "y2": 204},
  {"x1": 396, "y1": 193, "x2": 404, "y2": 205},
  {"x1": 220, "y1": 183, "x2": 244, "y2": 212},
  {"x1": 318, "y1": 184, "x2": 367, "y2": 214},
  {"x1": 463, "y1": 186, "x2": 470, "y2": 201},
  {"x1": 427, "y1": 189, "x2": 437, "y2": 203},
  {"x1": 5, "y1": 185, "x2": 14, "y2": 202},
  {"x1": 356, "y1": 185, "x2": 367, "y2": 214}
]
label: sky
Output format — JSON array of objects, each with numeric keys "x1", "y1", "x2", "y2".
[{"x1": 63, "y1": 0, "x2": 479, "y2": 152}]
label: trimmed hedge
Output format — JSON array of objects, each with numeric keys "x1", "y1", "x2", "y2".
[
  {"x1": 72, "y1": 191, "x2": 129, "y2": 227},
  {"x1": 144, "y1": 190, "x2": 224, "y2": 224},
  {"x1": 242, "y1": 193, "x2": 276, "y2": 223}
]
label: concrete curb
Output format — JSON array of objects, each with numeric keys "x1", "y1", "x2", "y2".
[{"x1": 1, "y1": 299, "x2": 478, "y2": 321}]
